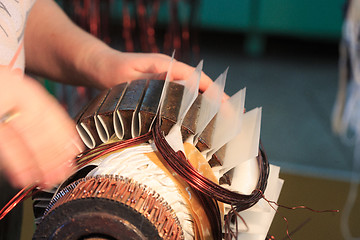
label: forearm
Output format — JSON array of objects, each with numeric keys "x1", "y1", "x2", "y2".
[
  {"x1": 24, "y1": 0, "x2": 214, "y2": 92},
  {"x1": 24, "y1": 0, "x2": 111, "y2": 89}
]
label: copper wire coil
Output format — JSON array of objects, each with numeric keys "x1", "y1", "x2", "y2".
[{"x1": 32, "y1": 79, "x2": 269, "y2": 240}]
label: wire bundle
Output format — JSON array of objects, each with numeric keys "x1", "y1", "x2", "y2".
[
  {"x1": 153, "y1": 118, "x2": 269, "y2": 239},
  {"x1": 0, "y1": 132, "x2": 152, "y2": 222}
]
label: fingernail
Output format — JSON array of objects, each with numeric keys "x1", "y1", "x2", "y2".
[
  {"x1": 34, "y1": 179, "x2": 41, "y2": 186},
  {"x1": 222, "y1": 94, "x2": 230, "y2": 102},
  {"x1": 68, "y1": 159, "x2": 75, "y2": 168},
  {"x1": 72, "y1": 139, "x2": 85, "y2": 153}
]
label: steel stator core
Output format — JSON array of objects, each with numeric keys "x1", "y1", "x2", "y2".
[{"x1": 33, "y1": 72, "x2": 283, "y2": 240}]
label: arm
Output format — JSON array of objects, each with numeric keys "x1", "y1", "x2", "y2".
[
  {"x1": 25, "y1": 0, "x2": 213, "y2": 90},
  {"x1": 6, "y1": 0, "x2": 213, "y2": 188},
  {"x1": 25, "y1": 0, "x2": 108, "y2": 88}
]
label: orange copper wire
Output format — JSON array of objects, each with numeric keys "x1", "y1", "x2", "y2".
[
  {"x1": 258, "y1": 189, "x2": 339, "y2": 240},
  {"x1": 0, "y1": 131, "x2": 152, "y2": 221}
]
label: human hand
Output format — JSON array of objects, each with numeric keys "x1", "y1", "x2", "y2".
[
  {"x1": 0, "y1": 69, "x2": 83, "y2": 189},
  {"x1": 85, "y1": 49, "x2": 214, "y2": 91},
  {"x1": 24, "y1": 0, "x2": 215, "y2": 93}
]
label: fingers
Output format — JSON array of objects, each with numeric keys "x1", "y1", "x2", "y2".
[
  {"x1": 0, "y1": 123, "x2": 41, "y2": 187},
  {"x1": 171, "y1": 60, "x2": 214, "y2": 92},
  {"x1": 136, "y1": 72, "x2": 168, "y2": 81},
  {"x1": 17, "y1": 78, "x2": 83, "y2": 188},
  {"x1": 100, "y1": 51, "x2": 215, "y2": 92},
  {"x1": 0, "y1": 71, "x2": 84, "y2": 189},
  {"x1": 129, "y1": 53, "x2": 214, "y2": 92}
]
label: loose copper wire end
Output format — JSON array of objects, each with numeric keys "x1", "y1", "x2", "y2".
[
  {"x1": 258, "y1": 189, "x2": 339, "y2": 240},
  {"x1": 0, "y1": 131, "x2": 152, "y2": 221}
]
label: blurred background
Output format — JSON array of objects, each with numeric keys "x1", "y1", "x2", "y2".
[{"x1": 20, "y1": 0, "x2": 360, "y2": 239}]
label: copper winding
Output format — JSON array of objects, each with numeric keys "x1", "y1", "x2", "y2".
[
  {"x1": 145, "y1": 149, "x2": 216, "y2": 239},
  {"x1": 1, "y1": 79, "x2": 268, "y2": 240},
  {"x1": 46, "y1": 175, "x2": 184, "y2": 240},
  {"x1": 0, "y1": 134, "x2": 152, "y2": 222},
  {"x1": 72, "y1": 79, "x2": 270, "y2": 239},
  {"x1": 152, "y1": 117, "x2": 269, "y2": 209},
  {"x1": 152, "y1": 117, "x2": 269, "y2": 239},
  {"x1": 0, "y1": 88, "x2": 338, "y2": 240}
]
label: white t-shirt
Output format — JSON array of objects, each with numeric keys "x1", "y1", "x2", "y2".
[{"x1": 0, "y1": 0, "x2": 36, "y2": 74}]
